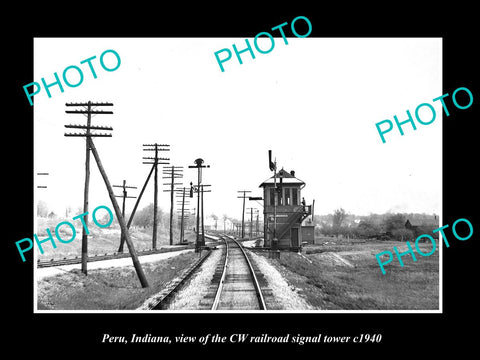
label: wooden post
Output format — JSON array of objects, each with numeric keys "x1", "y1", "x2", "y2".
[
  {"x1": 180, "y1": 187, "x2": 185, "y2": 243},
  {"x1": 119, "y1": 163, "x2": 155, "y2": 252},
  {"x1": 162, "y1": 166, "x2": 183, "y2": 245},
  {"x1": 250, "y1": 207, "x2": 253, "y2": 239},
  {"x1": 127, "y1": 164, "x2": 155, "y2": 229},
  {"x1": 89, "y1": 138, "x2": 149, "y2": 288},
  {"x1": 201, "y1": 185, "x2": 205, "y2": 246},
  {"x1": 81, "y1": 102, "x2": 92, "y2": 275},
  {"x1": 196, "y1": 174, "x2": 201, "y2": 250},
  {"x1": 120, "y1": 180, "x2": 126, "y2": 252},
  {"x1": 242, "y1": 193, "x2": 246, "y2": 238},
  {"x1": 113, "y1": 179, "x2": 137, "y2": 252},
  {"x1": 153, "y1": 144, "x2": 158, "y2": 250},
  {"x1": 169, "y1": 166, "x2": 174, "y2": 246},
  {"x1": 141, "y1": 144, "x2": 170, "y2": 250},
  {"x1": 237, "y1": 191, "x2": 251, "y2": 239},
  {"x1": 121, "y1": 180, "x2": 126, "y2": 219}
]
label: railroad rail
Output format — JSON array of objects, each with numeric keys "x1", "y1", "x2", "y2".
[
  {"x1": 210, "y1": 235, "x2": 267, "y2": 310},
  {"x1": 37, "y1": 245, "x2": 193, "y2": 268}
]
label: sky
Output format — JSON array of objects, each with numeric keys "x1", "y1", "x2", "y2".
[{"x1": 33, "y1": 37, "x2": 442, "y2": 221}]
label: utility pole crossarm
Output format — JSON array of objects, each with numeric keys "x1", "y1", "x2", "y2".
[
  {"x1": 65, "y1": 124, "x2": 113, "y2": 130},
  {"x1": 65, "y1": 133, "x2": 112, "y2": 137},
  {"x1": 66, "y1": 102, "x2": 113, "y2": 106},
  {"x1": 65, "y1": 110, "x2": 113, "y2": 114}
]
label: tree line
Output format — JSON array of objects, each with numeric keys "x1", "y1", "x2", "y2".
[
  {"x1": 37, "y1": 200, "x2": 188, "y2": 232},
  {"x1": 316, "y1": 208, "x2": 440, "y2": 241}
]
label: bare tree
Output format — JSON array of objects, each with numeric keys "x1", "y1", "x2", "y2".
[
  {"x1": 37, "y1": 200, "x2": 49, "y2": 217},
  {"x1": 211, "y1": 213, "x2": 218, "y2": 231},
  {"x1": 383, "y1": 213, "x2": 406, "y2": 233},
  {"x1": 222, "y1": 214, "x2": 229, "y2": 232},
  {"x1": 65, "y1": 205, "x2": 72, "y2": 218}
]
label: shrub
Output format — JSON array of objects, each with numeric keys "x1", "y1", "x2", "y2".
[{"x1": 391, "y1": 228, "x2": 414, "y2": 241}]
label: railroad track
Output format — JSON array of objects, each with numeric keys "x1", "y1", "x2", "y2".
[
  {"x1": 209, "y1": 235, "x2": 267, "y2": 310},
  {"x1": 141, "y1": 235, "x2": 269, "y2": 310}
]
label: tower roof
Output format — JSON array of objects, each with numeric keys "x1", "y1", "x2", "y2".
[{"x1": 259, "y1": 168, "x2": 305, "y2": 187}]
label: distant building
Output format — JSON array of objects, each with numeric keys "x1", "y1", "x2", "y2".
[
  {"x1": 203, "y1": 215, "x2": 235, "y2": 232},
  {"x1": 405, "y1": 218, "x2": 440, "y2": 239},
  {"x1": 405, "y1": 219, "x2": 420, "y2": 232},
  {"x1": 203, "y1": 215, "x2": 217, "y2": 231}
]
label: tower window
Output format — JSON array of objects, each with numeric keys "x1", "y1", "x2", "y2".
[
  {"x1": 284, "y1": 188, "x2": 291, "y2": 205},
  {"x1": 269, "y1": 188, "x2": 275, "y2": 206},
  {"x1": 292, "y1": 188, "x2": 298, "y2": 205}
]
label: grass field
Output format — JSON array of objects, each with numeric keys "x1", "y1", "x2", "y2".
[
  {"x1": 35, "y1": 216, "x2": 201, "y2": 311},
  {"x1": 36, "y1": 224, "x2": 440, "y2": 311},
  {"x1": 259, "y1": 237, "x2": 440, "y2": 310},
  {"x1": 36, "y1": 217, "x2": 196, "y2": 261},
  {"x1": 37, "y1": 251, "x2": 202, "y2": 310}
]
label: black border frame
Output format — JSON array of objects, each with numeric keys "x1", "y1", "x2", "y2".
[{"x1": 6, "y1": 4, "x2": 478, "y2": 355}]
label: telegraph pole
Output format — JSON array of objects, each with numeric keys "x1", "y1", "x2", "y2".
[
  {"x1": 163, "y1": 166, "x2": 183, "y2": 245},
  {"x1": 64, "y1": 101, "x2": 113, "y2": 275},
  {"x1": 176, "y1": 187, "x2": 190, "y2": 244},
  {"x1": 120, "y1": 143, "x2": 168, "y2": 252},
  {"x1": 113, "y1": 180, "x2": 137, "y2": 252},
  {"x1": 247, "y1": 207, "x2": 255, "y2": 239},
  {"x1": 143, "y1": 144, "x2": 170, "y2": 250},
  {"x1": 200, "y1": 185, "x2": 212, "y2": 243},
  {"x1": 64, "y1": 101, "x2": 149, "y2": 287},
  {"x1": 248, "y1": 196, "x2": 263, "y2": 237},
  {"x1": 188, "y1": 158, "x2": 210, "y2": 252},
  {"x1": 237, "y1": 190, "x2": 251, "y2": 239}
]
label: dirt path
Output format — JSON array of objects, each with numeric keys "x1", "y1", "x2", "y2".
[{"x1": 249, "y1": 251, "x2": 315, "y2": 310}]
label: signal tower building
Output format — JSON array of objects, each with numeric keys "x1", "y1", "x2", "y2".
[{"x1": 259, "y1": 169, "x2": 312, "y2": 250}]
